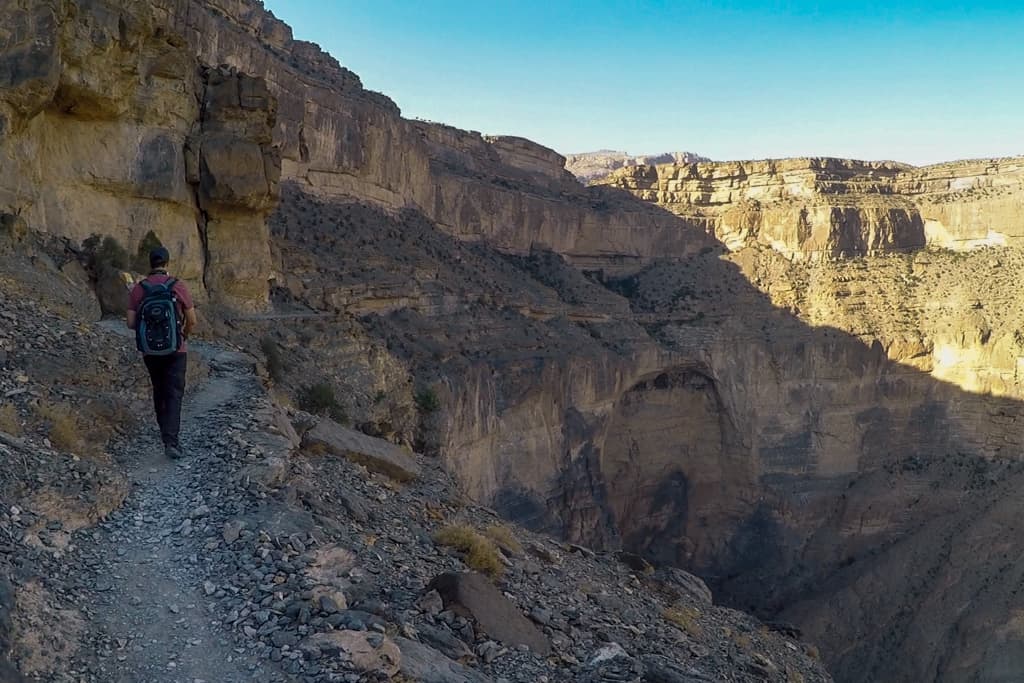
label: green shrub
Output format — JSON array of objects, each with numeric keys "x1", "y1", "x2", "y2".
[
  {"x1": 260, "y1": 336, "x2": 285, "y2": 383},
  {"x1": 415, "y1": 387, "x2": 441, "y2": 414},
  {"x1": 299, "y1": 382, "x2": 347, "y2": 423}
]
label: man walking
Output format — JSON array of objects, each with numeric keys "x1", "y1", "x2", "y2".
[{"x1": 126, "y1": 247, "x2": 197, "y2": 459}]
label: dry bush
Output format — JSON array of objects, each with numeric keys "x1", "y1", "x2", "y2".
[
  {"x1": 662, "y1": 605, "x2": 703, "y2": 638},
  {"x1": 805, "y1": 644, "x2": 820, "y2": 660},
  {"x1": 484, "y1": 523, "x2": 523, "y2": 555},
  {"x1": 34, "y1": 402, "x2": 81, "y2": 453},
  {"x1": 34, "y1": 400, "x2": 124, "y2": 460},
  {"x1": 0, "y1": 403, "x2": 22, "y2": 436},
  {"x1": 433, "y1": 524, "x2": 504, "y2": 578},
  {"x1": 731, "y1": 632, "x2": 752, "y2": 651}
]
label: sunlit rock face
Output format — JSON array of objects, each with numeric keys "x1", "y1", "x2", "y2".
[
  {"x1": 597, "y1": 156, "x2": 1024, "y2": 258},
  {"x1": 0, "y1": 0, "x2": 279, "y2": 309}
]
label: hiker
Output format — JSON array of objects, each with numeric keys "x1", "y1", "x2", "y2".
[{"x1": 126, "y1": 247, "x2": 197, "y2": 459}]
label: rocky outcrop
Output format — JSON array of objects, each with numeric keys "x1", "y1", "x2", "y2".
[
  {"x1": 566, "y1": 150, "x2": 711, "y2": 182},
  {"x1": 428, "y1": 572, "x2": 551, "y2": 655},
  {"x1": 598, "y1": 156, "x2": 1024, "y2": 258},
  {"x1": 301, "y1": 416, "x2": 421, "y2": 482},
  {"x1": 0, "y1": 0, "x2": 279, "y2": 309}
]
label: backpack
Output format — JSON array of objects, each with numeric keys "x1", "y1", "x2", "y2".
[{"x1": 136, "y1": 278, "x2": 182, "y2": 356}]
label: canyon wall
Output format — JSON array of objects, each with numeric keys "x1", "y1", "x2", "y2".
[
  {"x1": 597, "y1": 156, "x2": 1024, "y2": 257},
  {"x1": 0, "y1": 0, "x2": 280, "y2": 309}
]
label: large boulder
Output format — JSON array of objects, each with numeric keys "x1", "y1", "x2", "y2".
[
  {"x1": 395, "y1": 637, "x2": 493, "y2": 683},
  {"x1": 302, "y1": 417, "x2": 421, "y2": 481},
  {"x1": 427, "y1": 572, "x2": 551, "y2": 655},
  {"x1": 306, "y1": 630, "x2": 400, "y2": 677},
  {"x1": 651, "y1": 567, "x2": 713, "y2": 606}
]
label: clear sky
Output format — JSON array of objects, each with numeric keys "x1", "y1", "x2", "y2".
[{"x1": 261, "y1": 1, "x2": 1023, "y2": 165}]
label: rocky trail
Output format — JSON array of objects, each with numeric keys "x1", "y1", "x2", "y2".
[{"x1": 65, "y1": 344, "x2": 287, "y2": 682}]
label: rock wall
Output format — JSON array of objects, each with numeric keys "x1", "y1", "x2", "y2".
[
  {"x1": 598, "y1": 156, "x2": 1024, "y2": 258},
  {"x1": 0, "y1": 0, "x2": 279, "y2": 309},
  {"x1": 565, "y1": 150, "x2": 711, "y2": 182},
  {"x1": 146, "y1": 0, "x2": 717, "y2": 270}
]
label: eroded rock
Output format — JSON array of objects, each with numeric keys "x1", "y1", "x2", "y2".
[
  {"x1": 427, "y1": 572, "x2": 551, "y2": 656},
  {"x1": 302, "y1": 417, "x2": 420, "y2": 481}
]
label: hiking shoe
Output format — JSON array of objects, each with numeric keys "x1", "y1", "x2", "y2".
[{"x1": 165, "y1": 445, "x2": 182, "y2": 460}]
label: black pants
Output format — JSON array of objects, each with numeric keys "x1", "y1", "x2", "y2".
[{"x1": 143, "y1": 353, "x2": 187, "y2": 448}]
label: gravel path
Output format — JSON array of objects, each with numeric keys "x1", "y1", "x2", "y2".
[{"x1": 66, "y1": 344, "x2": 290, "y2": 682}]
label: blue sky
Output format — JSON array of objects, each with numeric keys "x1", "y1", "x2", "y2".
[{"x1": 262, "y1": 1, "x2": 1023, "y2": 165}]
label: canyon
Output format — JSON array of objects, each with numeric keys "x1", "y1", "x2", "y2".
[{"x1": 4, "y1": 1, "x2": 1024, "y2": 681}]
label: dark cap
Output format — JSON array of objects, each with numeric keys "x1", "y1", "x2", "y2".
[{"x1": 149, "y1": 246, "x2": 170, "y2": 268}]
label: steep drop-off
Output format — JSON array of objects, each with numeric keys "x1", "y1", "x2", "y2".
[{"x1": 6, "y1": 2, "x2": 1024, "y2": 682}]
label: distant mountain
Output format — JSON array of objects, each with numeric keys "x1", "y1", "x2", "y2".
[{"x1": 564, "y1": 149, "x2": 711, "y2": 182}]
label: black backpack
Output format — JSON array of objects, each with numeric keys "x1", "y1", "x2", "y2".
[{"x1": 136, "y1": 278, "x2": 182, "y2": 355}]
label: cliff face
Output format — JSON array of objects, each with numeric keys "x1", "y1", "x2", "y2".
[
  {"x1": 566, "y1": 150, "x2": 711, "y2": 182},
  {"x1": 0, "y1": 0, "x2": 280, "y2": 309},
  {"x1": 598, "y1": 157, "x2": 1024, "y2": 258}
]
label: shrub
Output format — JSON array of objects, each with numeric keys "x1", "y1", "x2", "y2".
[
  {"x1": 415, "y1": 387, "x2": 441, "y2": 414},
  {"x1": 433, "y1": 524, "x2": 504, "y2": 578},
  {"x1": 484, "y1": 524, "x2": 522, "y2": 555},
  {"x1": 0, "y1": 403, "x2": 22, "y2": 436},
  {"x1": 260, "y1": 336, "x2": 286, "y2": 383},
  {"x1": 33, "y1": 400, "x2": 123, "y2": 460},
  {"x1": 662, "y1": 605, "x2": 703, "y2": 637},
  {"x1": 34, "y1": 402, "x2": 82, "y2": 453},
  {"x1": 299, "y1": 382, "x2": 348, "y2": 424},
  {"x1": 133, "y1": 230, "x2": 164, "y2": 273}
]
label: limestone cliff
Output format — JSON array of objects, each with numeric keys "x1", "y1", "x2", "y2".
[
  {"x1": 566, "y1": 150, "x2": 711, "y2": 182},
  {"x1": 596, "y1": 156, "x2": 1024, "y2": 258},
  {"x1": 0, "y1": 0, "x2": 280, "y2": 309}
]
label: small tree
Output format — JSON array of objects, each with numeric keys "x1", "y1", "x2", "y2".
[{"x1": 299, "y1": 382, "x2": 348, "y2": 424}]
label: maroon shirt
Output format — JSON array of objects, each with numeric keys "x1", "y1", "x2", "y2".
[{"x1": 128, "y1": 272, "x2": 195, "y2": 353}]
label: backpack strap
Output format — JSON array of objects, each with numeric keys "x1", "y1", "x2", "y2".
[{"x1": 139, "y1": 280, "x2": 155, "y2": 294}]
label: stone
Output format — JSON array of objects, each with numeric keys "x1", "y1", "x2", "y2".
[
  {"x1": 222, "y1": 520, "x2": 245, "y2": 544},
  {"x1": 427, "y1": 572, "x2": 550, "y2": 656},
  {"x1": 415, "y1": 589, "x2": 445, "y2": 616},
  {"x1": 641, "y1": 654, "x2": 716, "y2": 683},
  {"x1": 302, "y1": 417, "x2": 420, "y2": 481},
  {"x1": 417, "y1": 623, "x2": 474, "y2": 661},
  {"x1": 307, "y1": 630, "x2": 400, "y2": 677},
  {"x1": 395, "y1": 637, "x2": 494, "y2": 683},
  {"x1": 652, "y1": 568, "x2": 713, "y2": 606}
]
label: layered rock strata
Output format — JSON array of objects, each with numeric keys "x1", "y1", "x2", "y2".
[
  {"x1": 597, "y1": 156, "x2": 1024, "y2": 257},
  {"x1": 565, "y1": 150, "x2": 711, "y2": 182}
]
